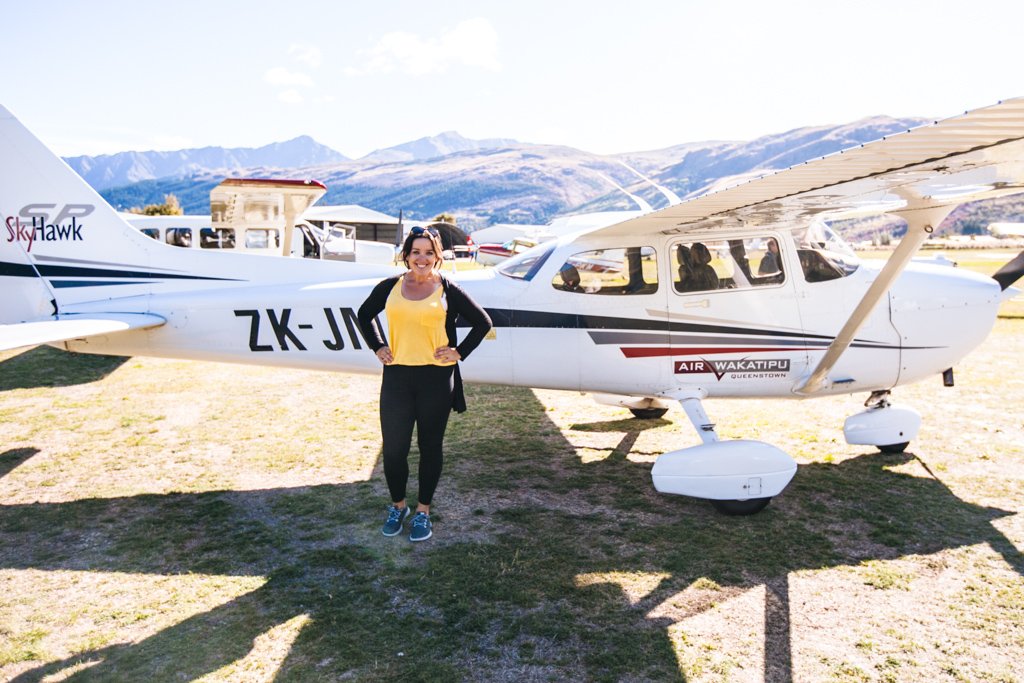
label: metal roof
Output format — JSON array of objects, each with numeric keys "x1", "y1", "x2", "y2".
[{"x1": 303, "y1": 205, "x2": 399, "y2": 224}]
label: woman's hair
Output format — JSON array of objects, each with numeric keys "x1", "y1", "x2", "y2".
[{"x1": 401, "y1": 227, "x2": 446, "y2": 270}]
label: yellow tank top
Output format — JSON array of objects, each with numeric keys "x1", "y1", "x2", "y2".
[{"x1": 385, "y1": 276, "x2": 454, "y2": 366}]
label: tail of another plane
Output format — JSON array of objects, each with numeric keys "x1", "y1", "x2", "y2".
[
  {"x1": 0, "y1": 103, "x2": 394, "y2": 336},
  {"x1": 1, "y1": 103, "x2": 167, "y2": 325}
]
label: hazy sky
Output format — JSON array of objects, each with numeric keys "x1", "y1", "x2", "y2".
[{"x1": 3, "y1": 0, "x2": 1021, "y2": 158}]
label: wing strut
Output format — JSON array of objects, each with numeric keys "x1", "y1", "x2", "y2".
[{"x1": 793, "y1": 201, "x2": 955, "y2": 396}]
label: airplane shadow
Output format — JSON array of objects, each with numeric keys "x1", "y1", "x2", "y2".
[
  {"x1": 2, "y1": 385, "x2": 1020, "y2": 681},
  {"x1": 0, "y1": 448, "x2": 39, "y2": 480},
  {"x1": 0, "y1": 346, "x2": 130, "y2": 390}
]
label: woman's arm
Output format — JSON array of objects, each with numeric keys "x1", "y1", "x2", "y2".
[
  {"x1": 357, "y1": 277, "x2": 398, "y2": 352},
  {"x1": 444, "y1": 279, "x2": 492, "y2": 360}
]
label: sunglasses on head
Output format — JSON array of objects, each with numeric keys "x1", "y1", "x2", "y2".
[{"x1": 409, "y1": 226, "x2": 440, "y2": 237}]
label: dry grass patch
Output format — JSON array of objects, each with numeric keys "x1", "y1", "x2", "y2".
[{"x1": 1, "y1": 320, "x2": 1022, "y2": 681}]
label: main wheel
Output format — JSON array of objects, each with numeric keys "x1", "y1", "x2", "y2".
[
  {"x1": 710, "y1": 498, "x2": 771, "y2": 516},
  {"x1": 629, "y1": 407, "x2": 668, "y2": 420},
  {"x1": 878, "y1": 442, "x2": 909, "y2": 454}
]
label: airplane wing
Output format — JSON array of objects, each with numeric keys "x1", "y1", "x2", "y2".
[
  {"x1": 591, "y1": 98, "x2": 1024, "y2": 394},
  {"x1": 0, "y1": 313, "x2": 166, "y2": 352},
  {"x1": 594, "y1": 97, "x2": 1024, "y2": 237}
]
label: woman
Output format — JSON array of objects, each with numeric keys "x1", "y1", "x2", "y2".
[{"x1": 357, "y1": 227, "x2": 492, "y2": 542}]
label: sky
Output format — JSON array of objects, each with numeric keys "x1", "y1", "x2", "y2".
[{"x1": 3, "y1": 0, "x2": 1022, "y2": 159}]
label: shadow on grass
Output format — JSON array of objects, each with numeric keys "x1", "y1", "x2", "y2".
[
  {"x1": 2, "y1": 384, "x2": 1020, "y2": 682},
  {"x1": 0, "y1": 346, "x2": 129, "y2": 390},
  {"x1": 0, "y1": 448, "x2": 39, "y2": 480}
]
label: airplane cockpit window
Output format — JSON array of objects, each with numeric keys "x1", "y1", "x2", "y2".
[
  {"x1": 498, "y1": 242, "x2": 555, "y2": 281},
  {"x1": 165, "y1": 228, "x2": 192, "y2": 248},
  {"x1": 791, "y1": 221, "x2": 860, "y2": 283},
  {"x1": 551, "y1": 246, "x2": 658, "y2": 295},
  {"x1": 245, "y1": 229, "x2": 280, "y2": 249},
  {"x1": 671, "y1": 237, "x2": 784, "y2": 293},
  {"x1": 200, "y1": 227, "x2": 237, "y2": 249},
  {"x1": 140, "y1": 228, "x2": 160, "y2": 240}
]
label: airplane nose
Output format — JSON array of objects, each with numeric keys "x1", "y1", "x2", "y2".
[
  {"x1": 890, "y1": 265, "x2": 1003, "y2": 381},
  {"x1": 893, "y1": 267, "x2": 1001, "y2": 313}
]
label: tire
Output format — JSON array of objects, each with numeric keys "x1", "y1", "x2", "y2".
[
  {"x1": 710, "y1": 498, "x2": 772, "y2": 516},
  {"x1": 878, "y1": 442, "x2": 909, "y2": 454},
  {"x1": 629, "y1": 407, "x2": 668, "y2": 420}
]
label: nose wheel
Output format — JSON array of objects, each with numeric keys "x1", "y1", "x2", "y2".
[
  {"x1": 710, "y1": 498, "x2": 772, "y2": 516},
  {"x1": 844, "y1": 391, "x2": 920, "y2": 454}
]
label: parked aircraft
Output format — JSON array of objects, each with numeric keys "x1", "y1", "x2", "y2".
[
  {"x1": 3, "y1": 100, "x2": 1024, "y2": 514},
  {"x1": 474, "y1": 237, "x2": 539, "y2": 265},
  {"x1": 122, "y1": 178, "x2": 395, "y2": 264}
]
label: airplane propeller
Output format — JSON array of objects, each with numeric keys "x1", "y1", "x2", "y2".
[{"x1": 992, "y1": 250, "x2": 1024, "y2": 291}]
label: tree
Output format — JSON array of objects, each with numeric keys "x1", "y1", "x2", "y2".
[
  {"x1": 432, "y1": 212, "x2": 456, "y2": 225},
  {"x1": 130, "y1": 194, "x2": 183, "y2": 216}
]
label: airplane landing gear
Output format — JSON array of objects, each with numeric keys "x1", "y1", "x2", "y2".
[
  {"x1": 843, "y1": 390, "x2": 920, "y2": 454},
  {"x1": 591, "y1": 393, "x2": 670, "y2": 420},
  {"x1": 650, "y1": 390, "x2": 797, "y2": 515},
  {"x1": 629, "y1": 407, "x2": 668, "y2": 420},
  {"x1": 711, "y1": 498, "x2": 772, "y2": 516}
]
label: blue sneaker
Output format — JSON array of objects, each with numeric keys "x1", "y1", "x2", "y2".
[
  {"x1": 409, "y1": 511, "x2": 432, "y2": 542},
  {"x1": 382, "y1": 505, "x2": 410, "y2": 537}
]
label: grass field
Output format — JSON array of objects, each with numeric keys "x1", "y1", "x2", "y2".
[{"x1": 1, "y1": 266, "x2": 1023, "y2": 681}]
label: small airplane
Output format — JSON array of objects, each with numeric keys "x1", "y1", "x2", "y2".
[
  {"x1": 474, "y1": 236, "x2": 540, "y2": 266},
  {"x1": 125, "y1": 178, "x2": 396, "y2": 264},
  {"x1": 3, "y1": 100, "x2": 1024, "y2": 515}
]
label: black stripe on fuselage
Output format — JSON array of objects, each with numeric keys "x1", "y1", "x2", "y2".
[
  {"x1": 35, "y1": 264, "x2": 242, "y2": 282},
  {"x1": 473, "y1": 308, "x2": 937, "y2": 350},
  {"x1": 479, "y1": 308, "x2": 838, "y2": 341},
  {"x1": 50, "y1": 280, "x2": 151, "y2": 288},
  {"x1": 1, "y1": 259, "x2": 242, "y2": 283},
  {"x1": 1, "y1": 262, "x2": 242, "y2": 282},
  {"x1": 0, "y1": 262, "x2": 39, "y2": 278}
]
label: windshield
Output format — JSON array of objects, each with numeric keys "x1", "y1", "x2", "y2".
[
  {"x1": 791, "y1": 220, "x2": 860, "y2": 282},
  {"x1": 497, "y1": 242, "x2": 555, "y2": 281}
]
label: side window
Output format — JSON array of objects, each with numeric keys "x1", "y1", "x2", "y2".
[
  {"x1": 551, "y1": 246, "x2": 658, "y2": 295},
  {"x1": 671, "y1": 237, "x2": 785, "y2": 293},
  {"x1": 200, "y1": 227, "x2": 236, "y2": 249},
  {"x1": 165, "y1": 228, "x2": 192, "y2": 248},
  {"x1": 139, "y1": 228, "x2": 160, "y2": 240},
  {"x1": 245, "y1": 229, "x2": 280, "y2": 249}
]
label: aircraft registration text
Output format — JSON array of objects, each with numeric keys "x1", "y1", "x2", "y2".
[{"x1": 234, "y1": 307, "x2": 368, "y2": 353}]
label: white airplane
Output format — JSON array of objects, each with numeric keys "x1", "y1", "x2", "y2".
[
  {"x1": 3, "y1": 101, "x2": 1024, "y2": 515},
  {"x1": 125, "y1": 178, "x2": 396, "y2": 264}
]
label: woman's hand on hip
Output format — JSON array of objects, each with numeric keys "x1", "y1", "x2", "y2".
[
  {"x1": 434, "y1": 346, "x2": 461, "y2": 363},
  {"x1": 375, "y1": 346, "x2": 394, "y2": 365}
]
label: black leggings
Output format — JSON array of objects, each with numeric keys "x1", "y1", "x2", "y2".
[{"x1": 380, "y1": 364, "x2": 454, "y2": 506}]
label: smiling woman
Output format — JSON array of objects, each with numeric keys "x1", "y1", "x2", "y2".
[{"x1": 357, "y1": 228, "x2": 491, "y2": 542}]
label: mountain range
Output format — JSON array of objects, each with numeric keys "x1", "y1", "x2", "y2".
[
  {"x1": 65, "y1": 136, "x2": 348, "y2": 191},
  {"x1": 75, "y1": 118, "x2": 1024, "y2": 234}
]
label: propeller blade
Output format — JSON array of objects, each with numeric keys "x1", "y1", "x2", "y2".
[{"x1": 992, "y1": 250, "x2": 1024, "y2": 291}]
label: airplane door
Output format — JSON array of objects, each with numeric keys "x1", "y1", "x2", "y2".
[
  {"x1": 789, "y1": 228, "x2": 901, "y2": 390},
  {"x1": 668, "y1": 236, "x2": 810, "y2": 397},
  {"x1": 509, "y1": 244, "x2": 670, "y2": 395}
]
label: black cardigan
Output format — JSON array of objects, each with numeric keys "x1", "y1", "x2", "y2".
[{"x1": 357, "y1": 273, "x2": 492, "y2": 412}]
